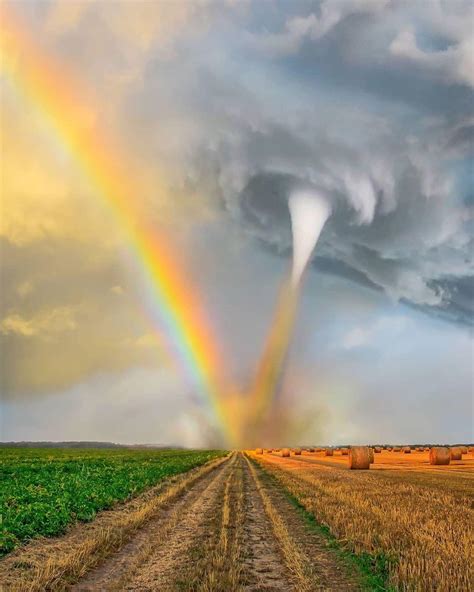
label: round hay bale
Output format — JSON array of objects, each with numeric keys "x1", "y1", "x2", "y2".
[
  {"x1": 368, "y1": 448, "x2": 375, "y2": 463},
  {"x1": 403, "y1": 447, "x2": 411, "y2": 454},
  {"x1": 281, "y1": 448, "x2": 290, "y2": 457},
  {"x1": 325, "y1": 448, "x2": 334, "y2": 456},
  {"x1": 392, "y1": 446, "x2": 401, "y2": 452},
  {"x1": 308, "y1": 447, "x2": 315, "y2": 453},
  {"x1": 255, "y1": 448, "x2": 263, "y2": 454},
  {"x1": 349, "y1": 446, "x2": 371, "y2": 470},
  {"x1": 293, "y1": 448, "x2": 302, "y2": 455},
  {"x1": 374, "y1": 446, "x2": 382, "y2": 453},
  {"x1": 429, "y1": 447, "x2": 450, "y2": 465},
  {"x1": 265, "y1": 449, "x2": 273, "y2": 454},
  {"x1": 341, "y1": 448, "x2": 349, "y2": 455},
  {"x1": 450, "y1": 447, "x2": 462, "y2": 460},
  {"x1": 460, "y1": 446, "x2": 468, "y2": 455}
]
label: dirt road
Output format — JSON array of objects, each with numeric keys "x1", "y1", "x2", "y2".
[{"x1": 1, "y1": 452, "x2": 362, "y2": 591}]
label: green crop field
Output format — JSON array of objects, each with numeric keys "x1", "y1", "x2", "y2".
[{"x1": 0, "y1": 447, "x2": 225, "y2": 555}]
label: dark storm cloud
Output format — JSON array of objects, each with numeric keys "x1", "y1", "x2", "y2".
[{"x1": 138, "y1": 0, "x2": 472, "y2": 325}]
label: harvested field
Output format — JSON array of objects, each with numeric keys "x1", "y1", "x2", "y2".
[
  {"x1": 252, "y1": 449, "x2": 474, "y2": 591},
  {"x1": 298, "y1": 447, "x2": 474, "y2": 472}
]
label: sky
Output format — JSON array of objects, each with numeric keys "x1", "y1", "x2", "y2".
[{"x1": 1, "y1": 0, "x2": 473, "y2": 447}]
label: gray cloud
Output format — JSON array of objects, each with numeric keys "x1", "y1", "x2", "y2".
[{"x1": 128, "y1": 0, "x2": 473, "y2": 324}]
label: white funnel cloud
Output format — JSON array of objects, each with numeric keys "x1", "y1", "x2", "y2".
[{"x1": 289, "y1": 190, "x2": 331, "y2": 285}]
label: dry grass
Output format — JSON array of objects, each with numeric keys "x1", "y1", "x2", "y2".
[
  {"x1": 0, "y1": 455, "x2": 228, "y2": 592},
  {"x1": 254, "y1": 454, "x2": 474, "y2": 591}
]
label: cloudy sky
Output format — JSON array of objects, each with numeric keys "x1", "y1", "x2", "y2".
[{"x1": 1, "y1": 0, "x2": 473, "y2": 447}]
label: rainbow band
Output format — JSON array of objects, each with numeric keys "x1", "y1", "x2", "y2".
[
  {"x1": 247, "y1": 278, "x2": 298, "y2": 443},
  {"x1": 0, "y1": 5, "x2": 237, "y2": 445}
]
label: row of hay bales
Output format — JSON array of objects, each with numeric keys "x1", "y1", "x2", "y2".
[
  {"x1": 254, "y1": 445, "x2": 473, "y2": 468},
  {"x1": 370, "y1": 445, "x2": 473, "y2": 454},
  {"x1": 428, "y1": 446, "x2": 470, "y2": 464}
]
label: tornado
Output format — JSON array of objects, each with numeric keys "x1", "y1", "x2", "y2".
[
  {"x1": 244, "y1": 190, "x2": 331, "y2": 446},
  {"x1": 289, "y1": 190, "x2": 331, "y2": 286}
]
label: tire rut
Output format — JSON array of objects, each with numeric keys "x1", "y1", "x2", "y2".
[{"x1": 240, "y1": 455, "x2": 294, "y2": 592}]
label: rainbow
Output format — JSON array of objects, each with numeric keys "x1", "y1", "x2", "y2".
[
  {"x1": 246, "y1": 277, "x2": 299, "y2": 443},
  {"x1": 0, "y1": 5, "x2": 237, "y2": 445}
]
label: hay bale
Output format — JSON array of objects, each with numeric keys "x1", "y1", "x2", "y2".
[
  {"x1": 403, "y1": 447, "x2": 411, "y2": 454},
  {"x1": 293, "y1": 448, "x2": 302, "y2": 455},
  {"x1": 325, "y1": 448, "x2": 334, "y2": 456},
  {"x1": 368, "y1": 448, "x2": 375, "y2": 463},
  {"x1": 374, "y1": 447, "x2": 382, "y2": 453},
  {"x1": 429, "y1": 447, "x2": 450, "y2": 465},
  {"x1": 341, "y1": 448, "x2": 349, "y2": 455},
  {"x1": 450, "y1": 447, "x2": 462, "y2": 460},
  {"x1": 255, "y1": 448, "x2": 263, "y2": 454},
  {"x1": 308, "y1": 447, "x2": 315, "y2": 453},
  {"x1": 349, "y1": 446, "x2": 371, "y2": 470},
  {"x1": 460, "y1": 446, "x2": 468, "y2": 455},
  {"x1": 281, "y1": 448, "x2": 290, "y2": 457},
  {"x1": 265, "y1": 449, "x2": 273, "y2": 454}
]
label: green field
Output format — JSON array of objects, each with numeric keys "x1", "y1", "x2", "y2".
[{"x1": 0, "y1": 447, "x2": 225, "y2": 555}]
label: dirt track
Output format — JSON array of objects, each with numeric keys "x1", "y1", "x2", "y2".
[{"x1": 69, "y1": 452, "x2": 358, "y2": 591}]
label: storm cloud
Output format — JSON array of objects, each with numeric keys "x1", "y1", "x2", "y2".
[{"x1": 132, "y1": 0, "x2": 474, "y2": 324}]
